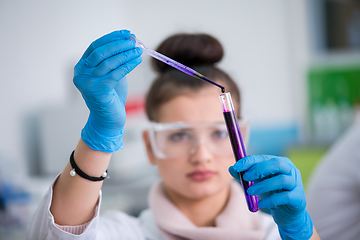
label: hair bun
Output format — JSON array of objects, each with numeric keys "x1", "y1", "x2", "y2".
[{"x1": 152, "y1": 33, "x2": 224, "y2": 73}]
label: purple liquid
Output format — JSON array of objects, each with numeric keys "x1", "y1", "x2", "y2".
[{"x1": 223, "y1": 111, "x2": 259, "y2": 212}]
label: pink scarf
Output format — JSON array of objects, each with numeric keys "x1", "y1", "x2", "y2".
[{"x1": 149, "y1": 181, "x2": 266, "y2": 240}]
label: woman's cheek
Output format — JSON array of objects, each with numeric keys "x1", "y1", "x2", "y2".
[
  {"x1": 157, "y1": 161, "x2": 182, "y2": 181},
  {"x1": 219, "y1": 157, "x2": 235, "y2": 180}
]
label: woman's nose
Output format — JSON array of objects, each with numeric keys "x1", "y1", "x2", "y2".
[{"x1": 188, "y1": 143, "x2": 214, "y2": 165}]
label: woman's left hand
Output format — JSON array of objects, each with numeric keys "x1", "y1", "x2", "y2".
[{"x1": 229, "y1": 155, "x2": 313, "y2": 240}]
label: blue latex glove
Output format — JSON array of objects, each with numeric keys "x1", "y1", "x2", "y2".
[
  {"x1": 73, "y1": 30, "x2": 143, "y2": 152},
  {"x1": 229, "y1": 155, "x2": 313, "y2": 240}
]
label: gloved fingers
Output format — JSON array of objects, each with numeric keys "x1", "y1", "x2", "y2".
[
  {"x1": 108, "y1": 56, "x2": 143, "y2": 83},
  {"x1": 82, "y1": 30, "x2": 131, "y2": 59},
  {"x1": 246, "y1": 172, "x2": 296, "y2": 196},
  {"x1": 85, "y1": 39, "x2": 137, "y2": 69},
  {"x1": 92, "y1": 47, "x2": 143, "y2": 77},
  {"x1": 130, "y1": 33, "x2": 137, "y2": 42},
  {"x1": 257, "y1": 191, "x2": 273, "y2": 201},
  {"x1": 258, "y1": 189, "x2": 305, "y2": 209},
  {"x1": 232, "y1": 155, "x2": 276, "y2": 173},
  {"x1": 258, "y1": 191, "x2": 292, "y2": 209},
  {"x1": 242, "y1": 157, "x2": 292, "y2": 181},
  {"x1": 228, "y1": 166, "x2": 241, "y2": 181}
]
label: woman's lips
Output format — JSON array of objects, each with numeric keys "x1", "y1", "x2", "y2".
[{"x1": 187, "y1": 170, "x2": 215, "y2": 181}]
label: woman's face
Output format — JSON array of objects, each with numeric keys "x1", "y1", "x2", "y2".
[{"x1": 144, "y1": 86, "x2": 241, "y2": 200}]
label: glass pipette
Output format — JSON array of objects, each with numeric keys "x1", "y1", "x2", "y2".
[{"x1": 129, "y1": 35, "x2": 225, "y2": 93}]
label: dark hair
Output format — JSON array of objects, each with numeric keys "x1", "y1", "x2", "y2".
[{"x1": 145, "y1": 33, "x2": 241, "y2": 122}]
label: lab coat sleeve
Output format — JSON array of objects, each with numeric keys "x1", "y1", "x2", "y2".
[{"x1": 26, "y1": 175, "x2": 101, "y2": 240}]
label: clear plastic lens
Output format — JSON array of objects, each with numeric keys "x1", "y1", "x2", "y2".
[
  {"x1": 148, "y1": 121, "x2": 248, "y2": 160},
  {"x1": 167, "y1": 129, "x2": 193, "y2": 143},
  {"x1": 211, "y1": 128, "x2": 228, "y2": 140}
]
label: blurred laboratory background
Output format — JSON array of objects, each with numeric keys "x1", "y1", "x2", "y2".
[{"x1": 0, "y1": 0, "x2": 359, "y2": 239}]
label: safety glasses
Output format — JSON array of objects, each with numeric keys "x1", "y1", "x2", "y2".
[{"x1": 148, "y1": 119, "x2": 249, "y2": 160}]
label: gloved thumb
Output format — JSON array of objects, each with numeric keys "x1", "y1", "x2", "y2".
[{"x1": 228, "y1": 166, "x2": 241, "y2": 181}]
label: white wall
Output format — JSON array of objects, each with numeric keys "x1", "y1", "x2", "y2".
[{"x1": 0, "y1": 0, "x2": 310, "y2": 175}]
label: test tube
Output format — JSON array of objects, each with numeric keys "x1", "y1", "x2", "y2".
[{"x1": 219, "y1": 92, "x2": 259, "y2": 212}]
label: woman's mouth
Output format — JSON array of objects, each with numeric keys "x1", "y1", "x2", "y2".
[{"x1": 187, "y1": 170, "x2": 215, "y2": 181}]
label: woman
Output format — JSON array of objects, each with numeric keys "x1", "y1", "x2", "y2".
[{"x1": 27, "y1": 30, "x2": 320, "y2": 240}]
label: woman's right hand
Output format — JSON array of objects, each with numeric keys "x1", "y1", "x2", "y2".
[{"x1": 73, "y1": 30, "x2": 143, "y2": 153}]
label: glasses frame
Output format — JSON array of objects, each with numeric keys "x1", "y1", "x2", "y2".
[{"x1": 148, "y1": 119, "x2": 250, "y2": 159}]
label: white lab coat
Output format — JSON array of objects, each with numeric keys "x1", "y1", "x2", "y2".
[{"x1": 26, "y1": 178, "x2": 280, "y2": 240}]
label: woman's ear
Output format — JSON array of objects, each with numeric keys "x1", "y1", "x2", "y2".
[{"x1": 142, "y1": 130, "x2": 157, "y2": 165}]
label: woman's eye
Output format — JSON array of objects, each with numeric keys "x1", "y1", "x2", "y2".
[
  {"x1": 168, "y1": 132, "x2": 191, "y2": 142},
  {"x1": 211, "y1": 129, "x2": 228, "y2": 140}
]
